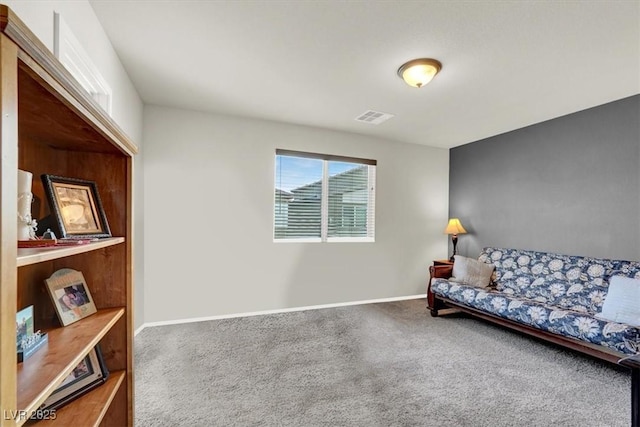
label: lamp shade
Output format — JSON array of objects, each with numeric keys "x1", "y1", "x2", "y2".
[
  {"x1": 397, "y1": 58, "x2": 442, "y2": 88},
  {"x1": 444, "y1": 218, "x2": 467, "y2": 235}
]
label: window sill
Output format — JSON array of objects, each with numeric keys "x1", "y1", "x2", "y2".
[{"x1": 273, "y1": 237, "x2": 375, "y2": 243}]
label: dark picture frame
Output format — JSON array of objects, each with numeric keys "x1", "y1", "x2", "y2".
[
  {"x1": 36, "y1": 345, "x2": 109, "y2": 415},
  {"x1": 41, "y1": 174, "x2": 111, "y2": 239}
]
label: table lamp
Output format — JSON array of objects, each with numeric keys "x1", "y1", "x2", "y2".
[{"x1": 444, "y1": 218, "x2": 467, "y2": 262}]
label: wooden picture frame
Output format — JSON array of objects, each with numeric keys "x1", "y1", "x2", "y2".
[
  {"x1": 41, "y1": 174, "x2": 111, "y2": 239},
  {"x1": 36, "y1": 345, "x2": 109, "y2": 415},
  {"x1": 45, "y1": 269, "x2": 97, "y2": 326}
]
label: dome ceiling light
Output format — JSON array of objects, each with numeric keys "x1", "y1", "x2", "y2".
[{"x1": 397, "y1": 58, "x2": 442, "y2": 88}]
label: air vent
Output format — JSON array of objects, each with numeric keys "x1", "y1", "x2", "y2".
[{"x1": 354, "y1": 110, "x2": 394, "y2": 125}]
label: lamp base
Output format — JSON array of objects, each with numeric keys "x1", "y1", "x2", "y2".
[{"x1": 449, "y1": 235, "x2": 459, "y2": 263}]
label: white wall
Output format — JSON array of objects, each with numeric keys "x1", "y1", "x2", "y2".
[
  {"x1": 4, "y1": 2, "x2": 146, "y2": 329},
  {"x1": 143, "y1": 106, "x2": 449, "y2": 323}
]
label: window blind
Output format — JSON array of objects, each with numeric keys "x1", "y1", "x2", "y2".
[{"x1": 274, "y1": 150, "x2": 376, "y2": 242}]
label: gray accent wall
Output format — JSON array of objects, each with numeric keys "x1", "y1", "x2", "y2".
[{"x1": 450, "y1": 95, "x2": 639, "y2": 261}]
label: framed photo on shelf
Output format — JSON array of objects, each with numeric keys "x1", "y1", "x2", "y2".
[
  {"x1": 41, "y1": 174, "x2": 111, "y2": 239},
  {"x1": 36, "y1": 345, "x2": 109, "y2": 415},
  {"x1": 45, "y1": 268, "x2": 97, "y2": 326},
  {"x1": 16, "y1": 305, "x2": 34, "y2": 347},
  {"x1": 16, "y1": 305, "x2": 48, "y2": 362}
]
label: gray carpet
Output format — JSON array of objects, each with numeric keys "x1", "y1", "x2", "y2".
[{"x1": 135, "y1": 299, "x2": 630, "y2": 426}]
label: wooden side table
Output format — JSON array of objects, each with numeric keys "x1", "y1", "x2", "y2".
[{"x1": 427, "y1": 259, "x2": 454, "y2": 316}]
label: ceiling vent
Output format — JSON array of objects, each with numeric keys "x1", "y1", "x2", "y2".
[{"x1": 354, "y1": 110, "x2": 394, "y2": 125}]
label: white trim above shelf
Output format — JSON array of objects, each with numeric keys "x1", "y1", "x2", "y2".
[{"x1": 53, "y1": 12, "x2": 112, "y2": 116}]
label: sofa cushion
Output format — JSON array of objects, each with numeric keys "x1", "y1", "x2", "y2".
[
  {"x1": 450, "y1": 255, "x2": 495, "y2": 288},
  {"x1": 478, "y1": 247, "x2": 640, "y2": 314},
  {"x1": 431, "y1": 278, "x2": 640, "y2": 355},
  {"x1": 597, "y1": 276, "x2": 640, "y2": 327}
]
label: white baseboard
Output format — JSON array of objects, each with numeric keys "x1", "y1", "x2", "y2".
[
  {"x1": 134, "y1": 294, "x2": 426, "y2": 336},
  {"x1": 134, "y1": 324, "x2": 146, "y2": 336}
]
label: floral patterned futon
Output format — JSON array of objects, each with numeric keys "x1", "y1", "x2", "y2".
[{"x1": 431, "y1": 247, "x2": 640, "y2": 355}]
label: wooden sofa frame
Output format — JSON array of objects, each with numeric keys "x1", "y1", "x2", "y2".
[{"x1": 428, "y1": 264, "x2": 626, "y2": 365}]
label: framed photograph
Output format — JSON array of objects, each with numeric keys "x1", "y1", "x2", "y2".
[
  {"x1": 41, "y1": 174, "x2": 111, "y2": 239},
  {"x1": 45, "y1": 268, "x2": 97, "y2": 326},
  {"x1": 37, "y1": 345, "x2": 109, "y2": 415},
  {"x1": 16, "y1": 305, "x2": 34, "y2": 348}
]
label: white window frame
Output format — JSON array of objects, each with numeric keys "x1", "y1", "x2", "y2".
[{"x1": 274, "y1": 150, "x2": 376, "y2": 243}]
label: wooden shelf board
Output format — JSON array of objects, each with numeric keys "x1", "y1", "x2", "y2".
[
  {"x1": 29, "y1": 370, "x2": 125, "y2": 427},
  {"x1": 17, "y1": 238, "x2": 124, "y2": 267},
  {"x1": 16, "y1": 308, "x2": 124, "y2": 418}
]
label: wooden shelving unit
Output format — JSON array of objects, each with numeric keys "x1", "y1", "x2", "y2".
[{"x1": 0, "y1": 5, "x2": 137, "y2": 427}]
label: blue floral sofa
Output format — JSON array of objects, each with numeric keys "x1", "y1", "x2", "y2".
[{"x1": 428, "y1": 247, "x2": 640, "y2": 362}]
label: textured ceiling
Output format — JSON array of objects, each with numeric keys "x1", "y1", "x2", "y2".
[{"x1": 89, "y1": 1, "x2": 640, "y2": 148}]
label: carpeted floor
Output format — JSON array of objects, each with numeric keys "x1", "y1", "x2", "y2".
[{"x1": 135, "y1": 298, "x2": 630, "y2": 427}]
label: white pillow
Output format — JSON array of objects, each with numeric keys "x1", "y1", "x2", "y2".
[
  {"x1": 596, "y1": 275, "x2": 640, "y2": 327},
  {"x1": 450, "y1": 255, "x2": 495, "y2": 288}
]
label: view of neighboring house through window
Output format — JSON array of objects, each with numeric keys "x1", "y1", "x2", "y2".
[{"x1": 274, "y1": 149, "x2": 376, "y2": 242}]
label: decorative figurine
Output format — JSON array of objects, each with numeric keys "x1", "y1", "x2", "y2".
[{"x1": 17, "y1": 169, "x2": 37, "y2": 240}]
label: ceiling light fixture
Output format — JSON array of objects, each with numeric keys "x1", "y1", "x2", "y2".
[{"x1": 397, "y1": 58, "x2": 442, "y2": 88}]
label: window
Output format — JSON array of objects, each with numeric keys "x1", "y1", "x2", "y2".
[{"x1": 274, "y1": 149, "x2": 376, "y2": 242}]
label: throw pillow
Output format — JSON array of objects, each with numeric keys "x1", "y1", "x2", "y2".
[
  {"x1": 596, "y1": 275, "x2": 640, "y2": 327},
  {"x1": 450, "y1": 255, "x2": 495, "y2": 288}
]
